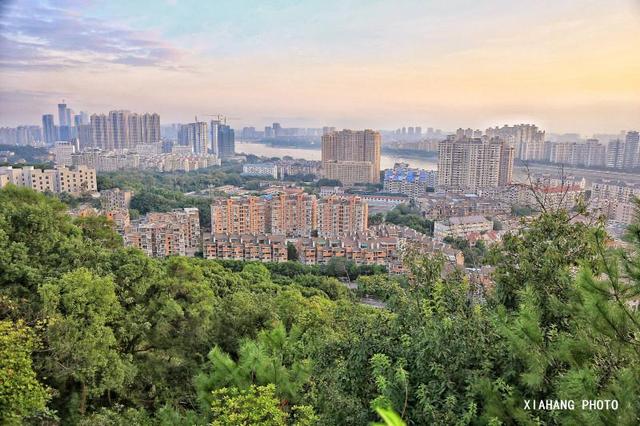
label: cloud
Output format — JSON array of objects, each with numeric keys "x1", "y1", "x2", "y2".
[{"x1": 0, "y1": 0, "x2": 185, "y2": 71}]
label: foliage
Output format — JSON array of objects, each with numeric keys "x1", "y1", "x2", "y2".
[
  {"x1": 385, "y1": 204, "x2": 434, "y2": 235},
  {"x1": 372, "y1": 407, "x2": 407, "y2": 426},
  {"x1": 196, "y1": 323, "x2": 312, "y2": 410},
  {"x1": 511, "y1": 205, "x2": 536, "y2": 217},
  {"x1": 74, "y1": 215, "x2": 124, "y2": 249},
  {"x1": 129, "y1": 188, "x2": 213, "y2": 226},
  {"x1": 0, "y1": 144, "x2": 50, "y2": 164},
  {"x1": 209, "y1": 385, "x2": 287, "y2": 426},
  {"x1": 369, "y1": 212, "x2": 384, "y2": 226},
  {"x1": 287, "y1": 242, "x2": 299, "y2": 261},
  {"x1": 2, "y1": 186, "x2": 640, "y2": 425},
  {"x1": 444, "y1": 236, "x2": 488, "y2": 268},
  {"x1": 40, "y1": 268, "x2": 135, "y2": 416},
  {"x1": 0, "y1": 320, "x2": 50, "y2": 423}
]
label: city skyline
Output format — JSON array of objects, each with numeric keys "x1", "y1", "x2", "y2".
[{"x1": 1, "y1": 0, "x2": 639, "y2": 134}]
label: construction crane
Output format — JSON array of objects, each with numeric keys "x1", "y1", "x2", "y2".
[{"x1": 200, "y1": 114, "x2": 241, "y2": 124}]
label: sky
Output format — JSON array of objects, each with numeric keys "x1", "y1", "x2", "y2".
[{"x1": 0, "y1": 0, "x2": 639, "y2": 134}]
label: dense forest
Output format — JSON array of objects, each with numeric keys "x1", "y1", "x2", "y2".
[{"x1": 1, "y1": 185, "x2": 639, "y2": 425}]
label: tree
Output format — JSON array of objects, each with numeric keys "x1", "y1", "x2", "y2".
[
  {"x1": 287, "y1": 242, "x2": 299, "y2": 261},
  {"x1": 209, "y1": 385, "x2": 287, "y2": 426},
  {"x1": 489, "y1": 210, "x2": 601, "y2": 324},
  {"x1": 74, "y1": 215, "x2": 123, "y2": 249},
  {"x1": 316, "y1": 179, "x2": 342, "y2": 187},
  {"x1": 475, "y1": 207, "x2": 639, "y2": 424},
  {"x1": 368, "y1": 213, "x2": 384, "y2": 226},
  {"x1": 196, "y1": 323, "x2": 312, "y2": 410},
  {"x1": 39, "y1": 268, "x2": 134, "y2": 416},
  {"x1": 0, "y1": 320, "x2": 50, "y2": 423},
  {"x1": 385, "y1": 204, "x2": 433, "y2": 236}
]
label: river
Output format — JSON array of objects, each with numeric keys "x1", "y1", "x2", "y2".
[{"x1": 235, "y1": 142, "x2": 438, "y2": 170}]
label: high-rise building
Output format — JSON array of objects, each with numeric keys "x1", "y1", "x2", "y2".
[
  {"x1": 438, "y1": 136, "x2": 512, "y2": 190},
  {"x1": 623, "y1": 131, "x2": 639, "y2": 169},
  {"x1": 78, "y1": 111, "x2": 89, "y2": 126},
  {"x1": 607, "y1": 139, "x2": 625, "y2": 169},
  {"x1": 128, "y1": 113, "x2": 143, "y2": 148},
  {"x1": 77, "y1": 124, "x2": 93, "y2": 150},
  {"x1": 272, "y1": 122, "x2": 282, "y2": 137},
  {"x1": 179, "y1": 122, "x2": 209, "y2": 155},
  {"x1": 73, "y1": 114, "x2": 83, "y2": 128},
  {"x1": 85, "y1": 111, "x2": 160, "y2": 152},
  {"x1": 498, "y1": 142, "x2": 515, "y2": 186},
  {"x1": 209, "y1": 120, "x2": 220, "y2": 155},
  {"x1": 217, "y1": 123, "x2": 235, "y2": 159},
  {"x1": 585, "y1": 139, "x2": 606, "y2": 168},
  {"x1": 141, "y1": 113, "x2": 161, "y2": 144},
  {"x1": 42, "y1": 114, "x2": 55, "y2": 145},
  {"x1": 485, "y1": 124, "x2": 546, "y2": 161},
  {"x1": 323, "y1": 161, "x2": 375, "y2": 185},
  {"x1": 90, "y1": 114, "x2": 112, "y2": 150},
  {"x1": 57, "y1": 103, "x2": 72, "y2": 141},
  {"x1": 321, "y1": 129, "x2": 381, "y2": 184},
  {"x1": 57, "y1": 103, "x2": 69, "y2": 126},
  {"x1": 109, "y1": 110, "x2": 131, "y2": 150}
]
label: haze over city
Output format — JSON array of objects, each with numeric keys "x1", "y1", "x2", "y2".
[{"x1": 1, "y1": 0, "x2": 639, "y2": 134}]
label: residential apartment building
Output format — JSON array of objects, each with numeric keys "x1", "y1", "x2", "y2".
[
  {"x1": 276, "y1": 159, "x2": 322, "y2": 178},
  {"x1": 0, "y1": 165, "x2": 97, "y2": 194},
  {"x1": 242, "y1": 163, "x2": 279, "y2": 178},
  {"x1": 204, "y1": 234, "x2": 288, "y2": 263},
  {"x1": 179, "y1": 121, "x2": 209, "y2": 155},
  {"x1": 321, "y1": 129, "x2": 381, "y2": 184},
  {"x1": 0, "y1": 126, "x2": 42, "y2": 146},
  {"x1": 72, "y1": 150, "x2": 219, "y2": 172},
  {"x1": 383, "y1": 163, "x2": 437, "y2": 199},
  {"x1": 589, "y1": 179, "x2": 640, "y2": 225},
  {"x1": 105, "y1": 209, "x2": 130, "y2": 233},
  {"x1": 100, "y1": 188, "x2": 133, "y2": 211},
  {"x1": 438, "y1": 136, "x2": 513, "y2": 190},
  {"x1": 124, "y1": 208, "x2": 201, "y2": 257},
  {"x1": 297, "y1": 224, "x2": 464, "y2": 273},
  {"x1": 585, "y1": 139, "x2": 607, "y2": 167},
  {"x1": 623, "y1": 131, "x2": 639, "y2": 169},
  {"x1": 317, "y1": 195, "x2": 368, "y2": 238},
  {"x1": 481, "y1": 182, "x2": 585, "y2": 211},
  {"x1": 89, "y1": 111, "x2": 161, "y2": 151},
  {"x1": 485, "y1": 124, "x2": 545, "y2": 161},
  {"x1": 211, "y1": 196, "x2": 268, "y2": 235},
  {"x1": 51, "y1": 141, "x2": 76, "y2": 166},
  {"x1": 42, "y1": 114, "x2": 55, "y2": 145},
  {"x1": 433, "y1": 215, "x2": 493, "y2": 239},
  {"x1": 607, "y1": 139, "x2": 625, "y2": 169},
  {"x1": 322, "y1": 161, "x2": 374, "y2": 186},
  {"x1": 269, "y1": 192, "x2": 317, "y2": 237},
  {"x1": 418, "y1": 193, "x2": 510, "y2": 220},
  {"x1": 211, "y1": 193, "x2": 367, "y2": 238}
]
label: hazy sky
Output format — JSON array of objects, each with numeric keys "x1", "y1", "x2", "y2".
[{"x1": 1, "y1": 0, "x2": 639, "y2": 134}]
